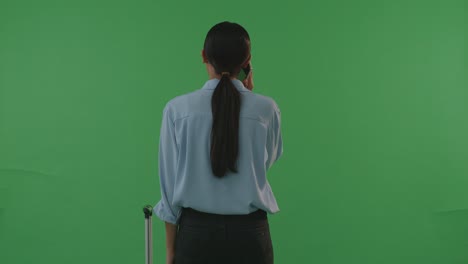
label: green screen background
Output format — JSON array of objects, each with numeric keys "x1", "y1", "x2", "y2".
[{"x1": 0, "y1": 0, "x2": 466, "y2": 263}]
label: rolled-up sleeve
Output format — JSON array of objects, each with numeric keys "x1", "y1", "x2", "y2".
[
  {"x1": 266, "y1": 105, "x2": 283, "y2": 171},
  {"x1": 153, "y1": 103, "x2": 181, "y2": 224}
]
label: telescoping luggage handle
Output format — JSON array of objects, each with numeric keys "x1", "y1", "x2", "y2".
[{"x1": 143, "y1": 205, "x2": 153, "y2": 264}]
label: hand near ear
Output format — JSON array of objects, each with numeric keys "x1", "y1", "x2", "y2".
[{"x1": 242, "y1": 62, "x2": 254, "y2": 91}]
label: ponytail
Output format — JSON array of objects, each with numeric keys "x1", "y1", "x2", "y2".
[
  {"x1": 210, "y1": 74, "x2": 241, "y2": 178},
  {"x1": 203, "y1": 21, "x2": 250, "y2": 178}
]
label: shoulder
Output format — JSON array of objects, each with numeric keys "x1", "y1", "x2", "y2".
[
  {"x1": 170, "y1": 90, "x2": 198, "y2": 104},
  {"x1": 162, "y1": 90, "x2": 202, "y2": 122},
  {"x1": 248, "y1": 92, "x2": 281, "y2": 114},
  {"x1": 164, "y1": 90, "x2": 199, "y2": 111}
]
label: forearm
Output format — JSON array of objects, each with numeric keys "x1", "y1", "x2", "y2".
[{"x1": 165, "y1": 221, "x2": 177, "y2": 254}]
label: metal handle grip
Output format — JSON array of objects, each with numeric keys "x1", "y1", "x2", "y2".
[{"x1": 143, "y1": 205, "x2": 153, "y2": 264}]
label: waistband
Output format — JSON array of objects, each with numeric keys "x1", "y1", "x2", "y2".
[{"x1": 179, "y1": 207, "x2": 267, "y2": 225}]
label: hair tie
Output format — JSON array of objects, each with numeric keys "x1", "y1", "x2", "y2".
[{"x1": 221, "y1": 72, "x2": 230, "y2": 76}]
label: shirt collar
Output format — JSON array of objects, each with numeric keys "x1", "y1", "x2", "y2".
[{"x1": 201, "y1": 78, "x2": 251, "y2": 92}]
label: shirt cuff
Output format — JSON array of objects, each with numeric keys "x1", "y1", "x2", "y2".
[{"x1": 153, "y1": 200, "x2": 179, "y2": 225}]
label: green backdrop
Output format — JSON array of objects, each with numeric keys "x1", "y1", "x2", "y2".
[{"x1": 0, "y1": 0, "x2": 466, "y2": 263}]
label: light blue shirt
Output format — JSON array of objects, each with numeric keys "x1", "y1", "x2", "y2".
[{"x1": 153, "y1": 78, "x2": 283, "y2": 224}]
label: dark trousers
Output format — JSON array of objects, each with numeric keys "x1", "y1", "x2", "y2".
[{"x1": 174, "y1": 207, "x2": 274, "y2": 264}]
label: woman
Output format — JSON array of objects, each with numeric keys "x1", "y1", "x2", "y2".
[{"x1": 153, "y1": 21, "x2": 283, "y2": 264}]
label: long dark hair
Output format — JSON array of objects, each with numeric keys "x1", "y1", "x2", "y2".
[{"x1": 203, "y1": 21, "x2": 251, "y2": 178}]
